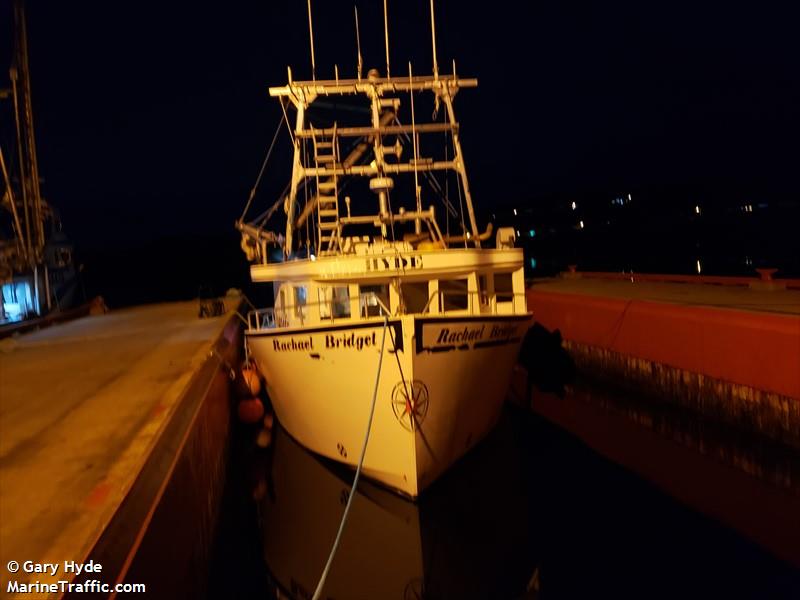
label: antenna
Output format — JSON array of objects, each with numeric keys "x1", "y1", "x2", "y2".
[
  {"x1": 429, "y1": 0, "x2": 439, "y2": 80},
  {"x1": 354, "y1": 5, "x2": 363, "y2": 81},
  {"x1": 383, "y1": 0, "x2": 391, "y2": 79},
  {"x1": 409, "y1": 62, "x2": 421, "y2": 234},
  {"x1": 306, "y1": 0, "x2": 316, "y2": 80}
]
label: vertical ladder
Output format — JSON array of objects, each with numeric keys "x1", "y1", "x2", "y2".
[{"x1": 312, "y1": 125, "x2": 341, "y2": 254}]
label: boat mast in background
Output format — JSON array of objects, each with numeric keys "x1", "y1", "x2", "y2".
[
  {"x1": 2, "y1": 0, "x2": 76, "y2": 322},
  {"x1": 9, "y1": 0, "x2": 45, "y2": 272}
]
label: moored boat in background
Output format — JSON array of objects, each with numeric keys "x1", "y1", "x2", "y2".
[{"x1": 1, "y1": 0, "x2": 77, "y2": 325}]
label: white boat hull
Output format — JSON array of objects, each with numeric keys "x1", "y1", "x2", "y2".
[{"x1": 246, "y1": 313, "x2": 531, "y2": 497}]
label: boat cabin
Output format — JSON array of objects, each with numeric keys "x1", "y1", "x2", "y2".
[{"x1": 248, "y1": 236, "x2": 526, "y2": 331}]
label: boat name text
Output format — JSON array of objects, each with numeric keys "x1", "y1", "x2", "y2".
[
  {"x1": 273, "y1": 336, "x2": 314, "y2": 352},
  {"x1": 365, "y1": 255, "x2": 423, "y2": 272},
  {"x1": 326, "y1": 331, "x2": 377, "y2": 350},
  {"x1": 436, "y1": 323, "x2": 518, "y2": 344}
]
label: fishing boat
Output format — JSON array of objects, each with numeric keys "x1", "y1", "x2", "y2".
[{"x1": 237, "y1": 4, "x2": 531, "y2": 497}]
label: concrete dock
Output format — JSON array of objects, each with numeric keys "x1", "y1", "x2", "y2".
[
  {"x1": 526, "y1": 273, "x2": 800, "y2": 445},
  {"x1": 0, "y1": 300, "x2": 241, "y2": 596}
]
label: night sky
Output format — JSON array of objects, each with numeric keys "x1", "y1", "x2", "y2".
[{"x1": 2, "y1": 1, "x2": 799, "y2": 303}]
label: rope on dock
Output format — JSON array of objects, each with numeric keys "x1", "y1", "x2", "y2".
[{"x1": 311, "y1": 316, "x2": 389, "y2": 600}]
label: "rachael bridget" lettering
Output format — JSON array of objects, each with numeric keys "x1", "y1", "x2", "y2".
[
  {"x1": 326, "y1": 331, "x2": 377, "y2": 350},
  {"x1": 273, "y1": 337, "x2": 314, "y2": 351}
]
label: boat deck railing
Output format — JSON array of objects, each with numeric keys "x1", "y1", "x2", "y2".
[
  {"x1": 246, "y1": 292, "x2": 390, "y2": 332},
  {"x1": 247, "y1": 307, "x2": 277, "y2": 331},
  {"x1": 421, "y1": 289, "x2": 527, "y2": 316},
  {"x1": 246, "y1": 290, "x2": 527, "y2": 333}
]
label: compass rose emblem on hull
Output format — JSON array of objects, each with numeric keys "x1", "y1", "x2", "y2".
[{"x1": 391, "y1": 380, "x2": 429, "y2": 431}]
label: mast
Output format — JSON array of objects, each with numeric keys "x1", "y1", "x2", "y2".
[
  {"x1": 439, "y1": 76, "x2": 481, "y2": 246},
  {"x1": 270, "y1": 73, "x2": 481, "y2": 254},
  {"x1": 383, "y1": 0, "x2": 391, "y2": 80},
  {"x1": 285, "y1": 102, "x2": 308, "y2": 256},
  {"x1": 0, "y1": 149, "x2": 24, "y2": 257},
  {"x1": 306, "y1": 0, "x2": 316, "y2": 81},
  {"x1": 10, "y1": 0, "x2": 46, "y2": 267},
  {"x1": 247, "y1": 4, "x2": 488, "y2": 260},
  {"x1": 429, "y1": 0, "x2": 439, "y2": 80}
]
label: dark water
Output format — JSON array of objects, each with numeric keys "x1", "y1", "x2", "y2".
[{"x1": 209, "y1": 392, "x2": 800, "y2": 600}]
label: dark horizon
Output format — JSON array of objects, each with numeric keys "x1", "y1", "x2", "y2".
[{"x1": 2, "y1": 1, "x2": 799, "y2": 303}]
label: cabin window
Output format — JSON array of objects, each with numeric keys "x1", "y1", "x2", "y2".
[
  {"x1": 440, "y1": 278, "x2": 469, "y2": 312},
  {"x1": 318, "y1": 288, "x2": 330, "y2": 319},
  {"x1": 494, "y1": 273, "x2": 514, "y2": 303},
  {"x1": 276, "y1": 287, "x2": 289, "y2": 327},
  {"x1": 319, "y1": 286, "x2": 351, "y2": 319},
  {"x1": 332, "y1": 286, "x2": 351, "y2": 318},
  {"x1": 294, "y1": 285, "x2": 308, "y2": 321},
  {"x1": 400, "y1": 282, "x2": 429, "y2": 314},
  {"x1": 360, "y1": 284, "x2": 389, "y2": 317},
  {"x1": 478, "y1": 275, "x2": 489, "y2": 306}
]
